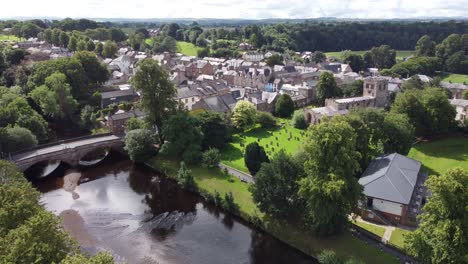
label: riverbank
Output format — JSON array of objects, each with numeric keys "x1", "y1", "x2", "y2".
[{"x1": 147, "y1": 157, "x2": 399, "y2": 264}]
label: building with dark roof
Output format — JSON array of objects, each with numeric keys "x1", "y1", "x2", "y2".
[
  {"x1": 107, "y1": 109, "x2": 146, "y2": 135},
  {"x1": 101, "y1": 88, "x2": 139, "y2": 108},
  {"x1": 358, "y1": 153, "x2": 428, "y2": 226}
]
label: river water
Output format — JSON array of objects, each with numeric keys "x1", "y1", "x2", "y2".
[{"x1": 32, "y1": 154, "x2": 317, "y2": 264}]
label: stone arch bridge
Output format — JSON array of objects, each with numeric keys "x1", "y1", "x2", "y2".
[{"x1": 8, "y1": 134, "x2": 124, "y2": 171}]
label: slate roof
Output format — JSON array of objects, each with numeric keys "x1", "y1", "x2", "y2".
[
  {"x1": 177, "y1": 87, "x2": 200, "y2": 99},
  {"x1": 359, "y1": 153, "x2": 421, "y2": 205},
  {"x1": 101, "y1": 88, "x2": 137, "y2": 99},
  {"x1": 109, "y1": 109, "x2": 146, "y2": 121}
]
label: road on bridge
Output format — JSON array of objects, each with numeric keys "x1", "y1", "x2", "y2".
[{"x1": 11, "y1": 135, "x2": 121, "y2": 162}]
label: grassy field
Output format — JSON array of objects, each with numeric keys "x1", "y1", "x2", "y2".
[
  {"x1": 220, "y1": 122, "x2": 306, "y2": 173},
  {"x1": 353, "y1": 221, "x2": 386, "y2": 238},
  {"x1": 439, "y1": 72, "x2": 468, "y2": 84},
  {"x1": 325, "y1": 50, "x2": 413, "y2": 61},
  {"x1": 177, "y1": 41, "x2": 203, "y2": 56},
  {"x1": 407, "y1": 137, "x2": 468, "y2": 176},
  {"x1": 389, "y1": 228, "x2": 411, "y2": 249},
  {"x1": 0, "y1": 34, "x2": 20, "y2": 41},
  {"x1": 148, "y1": 157, "x2": 399, "y2": 264}
]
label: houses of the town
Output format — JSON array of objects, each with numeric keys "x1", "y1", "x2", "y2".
[
  {"x1": 450, "y1": 99, "x2": 468, "y2": 122},
  {"x1": 107, "y1": 109, "x2": 146, "y2": 135},
  {"x1": 100, "y1": 88, "x2": 140, "y2": 108},
  {"x1": 358, "y1": 153, "x2": 427, "y2": 226}
]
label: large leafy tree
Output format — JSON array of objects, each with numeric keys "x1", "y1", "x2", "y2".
[
  {"x1": 131, "y1": 59, "x2": 178, "y2": 144},
  {"x1": 299, "y1": 118, "x2": 362, "y2": 236},
  {"x1": 29, "y1": 73, "x2": 78, "y2": 119},
  {"x1": 363, "y1": 45, "x2": 396, "y2": 69},
  {"x1": 0, "y1": 87, "x2": 48, "y2": 143},
  {"x1": 343, "y1": 54, "x2": 365, "y2": 73},
  {"x1": 27, "y1": 57, "x2": 87, "y2": 97},
  {"x1": 391, "y1": 87, "x2": 456, "y2": 137},
  {"x1": 194, "y1": 111, "x2": 230, "y2": 150},
  {"x1": 316, "y1": 71, "x2": 340, "y2": 105},
  {"x1": 124, "y1": 129, "x2": 157, "y2": 163},
  {"x1": 436, "y1": 34, "x2": 463, "y2": 63},
  {"x1": 275, "y1": 94, "x2": 295, "y2": 118},
  {"x1": 73, "y1": 51, "x2": 110, "y2": 86},
  {"x1": 250, "y1": 150, "x2": 305, "y2": 219},
  {"x1": 102, "y1": 40, "x2": 118, "y2": 58},
  {"x1": 0, "y1": 126, "x2": 38, "y2": 153},
  {"x1": 406, "y1": 168, "x2": 468, "y2": 264},
  {"x1": 415, "y1": 35, "x2": 436, "y2": 57},
  {"x1": 162, "y1": 112, "x2": 203, "y2": 164},
  {"x1": 231, "y1": 101, "x2": 257, "y2": 131},
  {"x1": 244, "y1": 142, "x2": 269, "y2": 176}
]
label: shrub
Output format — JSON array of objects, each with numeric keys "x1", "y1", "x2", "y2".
[
  {"x1": 176, "y1": 162, "x2": 195, "y2": 189},
  {"x1": 256, "y1": 111, "x2": 276, "y2": 128},
  {"x1": 244, "y1": 142, "x2": 269, "y2": 175},
  {"x1": 202, "y1": 148, "x2": 221, "y2": 168},
  {"x1": 222, "y1": 192, "x2": 239, "y2": 213},
  {"x1": 275, "y1": 94, "x2": 295, "y2": 118}
]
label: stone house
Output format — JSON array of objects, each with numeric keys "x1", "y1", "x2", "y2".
[
  {"x1": 450, "y1": 99, "x2": 468, "y2": 122},
  {"x1": 101, "y1": 88, "x2": 139, "y2": 108},
  {"x1": 107, "y1": 109, "x2": 146, "y2": 136},
  {"x1": 177, "y1": 87, "x2": 201, "y2": 110}
]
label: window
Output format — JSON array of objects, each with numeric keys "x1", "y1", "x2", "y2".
[{"x1": 367, "y1": 198, "x2": 373, "y2": 208}]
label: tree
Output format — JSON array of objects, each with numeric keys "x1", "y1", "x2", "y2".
[
  {"x1": 197, "y1": 47, "x2": 210, "y2": 58},
  {"x1": 312, "y1": 51, "x2": 326, "y2": 63},
  {"x1": 74, "y1": 51, "x2": 110, "y2": 86},
  {"x1": 29, "y1": 73, "x2": 78, "y2": 119},
  {"x1": 343, "y1": 54, "x2": 365, "y2": 73},
  {"x1": 131, "y1": 59, "x2": 177, "y2": 143},
  {"x1": 160, "y1": 36, "x2": 177, "y2": 53},
  {"x1": 256, "y1": 111, "x2": 276, "y2": 128},
  {"x1": 342, "y1": 80, "x2": 363, "y2": 98},
  {"x1": 391, "y1": 87, "x2": 456, "y2": 137},
  {"x1": 316, "y1": 71, "x2": 340, "y2": 105},
  {"x1": 446, "y1": 51, "x2": 468, "y2": 74},
  {"x1": 202, "y1": 148, "x2": 221, "y2": 168},
  {"x1": 125, "y1": 117, "x2": 145, "y2": 132},
  {"x1": 299, "y1": 118, "x2": 362, "y2": 235},
  {"x1": 60, "y1": 252, "x2": 115, "y2": 264},
  {"x1": 291, "y1": 110, "x2": 308, "y2": 129},
  {"x1": 436, "y1": 34, "x2": 463, "y2": 62},
  {"x1": 275, "y1": 94, "x2": 295, "y2": 118},
  {"x1": 162, "y1": 112, "x2": 203, "y2": 164},
  {"x1": 80, "y1": 105, "x2": 98, "y2": 129},
  {"x1": 462, "y1": 90, "x2": 468, "y2": 100},
  {"x1": 95, "y1": 42, "x2": 104, "y2": 55},
  {"x1": 67, "y1": 36, "x2": 77, "y2": 52},
  {"x1": 124, "y1": 129, "x2": 157, "y2": 163},
  {"x1": 265, "y1": 54, "x2": 283, "y2": 67},
  {"x1": 251, "y1": 150, "x2": 305, "y2": 219},
  {"x1": 76, "y1": 40, "x2": 87, "y2": 51},
  {"x1": 363, "y1": 45, "x2": 396, "y2": 69},
  {"x1": 231, "y1": 101, "x2": 257, "y2": 131},
  {"x1": 27, "y1": 57, "x2": 87, "y2": 97},
  {"x1": 318, "y1": 250, "x2": 342, "y2": 264},
  {"x1": 0, "y1": 210, "x2": 76, "y2": 264},
  {"x1": 244, "y1": 142, "x2": 269, "y2": 176},
  {"x1": 382, "y1": 112, "x2": 415, "y2": 155},
  {"x1": 176, "y1": 161, "x2": 195, "y2": 189},
  {"x1": 406, "y1": 168, "x2": 468, "y2": 264},
  {"x1": 102, "y1": 40, "x2": 118, "y2": 58},
  {"x1": 194, "y1": 111, "x2": 230, "y2": 150},
  {"x1": 222, "y1": 192, "x2": 239, "y2": 213},
  {"x1": 59, "y1": 31, "x2": 69, "y2": 48},
  {"x1": 0, "y1": 126, "x2": 38, "y2": 153},
  {"x1": 415, "y1": 35, "x2": 436, "y2": 57}
]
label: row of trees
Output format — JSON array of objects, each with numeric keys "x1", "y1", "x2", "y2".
[{"x1": 0, "y1": 160, "x2": 115, "y2": 263}]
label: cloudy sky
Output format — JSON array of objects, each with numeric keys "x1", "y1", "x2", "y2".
[{"x1": 0, "y1": 0, "x2": 466, "y2": 19}]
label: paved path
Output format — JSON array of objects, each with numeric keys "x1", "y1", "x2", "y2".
[
  {"x1": 218, "y1": 163, "x2": 255, "y2": 184},
  {"x1": 353, "y1": 216, "x2": 395, "y2": 243}
]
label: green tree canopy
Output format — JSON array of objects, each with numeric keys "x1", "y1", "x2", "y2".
[
  {"x1": 102, "y1": 40, "x2": 118, "y2": 58},
  {"x1": 343, "y1": 54, "x2": 365, "y2": 73},
  {"x1": 406, "y1": 168, "x2": 468, "y2": 264},
  {"x1": 299, "y1": 117, "x2": 363, "y2": 235},
  {"x1": 316, "y1": 71, "x2": 340, "y2": 105},
  {"x1": 124, "y1": 129, "x2": 157, "y2": 163},
  {"x1": 275, "y1": 94, "x2": 295, "y2": 118},
  {"x1": 251, "y1": 150, "x2": 305, "y2": 219},
  {"x1": 256, "y1": 111, "x2": 276, "y2": 128},
  {"x1": 131, "y1": 59, "x2": 178, "y2": 143},
  {"x1": 162, "y1": 112, "x2": 203, "y2": 164},
  {"x1": 244, "y1": 142, "x2": 269, "y2": 176},
  {"x1": 415, "y1": 35, "x2": 436, "y2": 57},
  {"x1": 74, "y1": 51, "x2": 110, "y2": 86},
  {"x1": 265, "y1": 54, "x2": 283, "y2": 67},
  {"x1": 231, "y1": 101, "x2": 257, "y2": 131},
  {"x1": 363, "y1": 45, "x2": 396, "y2": 69},
  {"x1": 194, "y1": 111, "x2": 230, "y2": 150}
]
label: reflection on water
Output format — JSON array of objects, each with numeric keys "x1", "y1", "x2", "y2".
[
  {"x1": 25, "y1": 160, "x2": 61, "y2": 178},
  {"x1": 34, "y1": 156, "x2": 316, "y2": 264}
]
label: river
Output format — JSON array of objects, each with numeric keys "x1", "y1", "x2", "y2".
[{"x1": 31, "y1": 153, "x2": 317, "y2": 264}]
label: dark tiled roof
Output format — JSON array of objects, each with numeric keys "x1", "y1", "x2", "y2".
[
  {"x1": 101, "y1": 88, "x2": 137, "y2": 99},
  {"x1": 359, "y1": 153, "x2": 421, "y2": 205}
]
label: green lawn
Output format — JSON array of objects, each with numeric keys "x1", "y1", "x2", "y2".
[
  {"x1": 389, "y1": 228, "x2": 411, "y2": 249},
  {"x1": 0, "y1": 34, "x2": 20, "y2": 41},
  {"x1": 145, "y1": 38, "x2": 154, "y2": 46},
  {"x1": 353, "y1": 221, "x2": 386, "y2": 238},
  {"x1": 407, "y1": 137, "x2": 468, "y2": 176},
  {"x1": 177, "y1": 41, "x2": 203, "y2": 56},
  {"x1": 439, "y1": 72, "x2": 468, "y2": 84},
  {"x1": 220, "y1": 122, "x2": 306, "y2": 173},
  {"x1": 325, "y1": 50, "x2": 413, "y2": 61},
  {"x1": 147, "y1": 157, "x2": 399, "y2": 264}
]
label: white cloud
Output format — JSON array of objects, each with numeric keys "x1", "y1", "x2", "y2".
[{"x1": 0, "y1": 0, "x2": 467, "y2": 19}]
